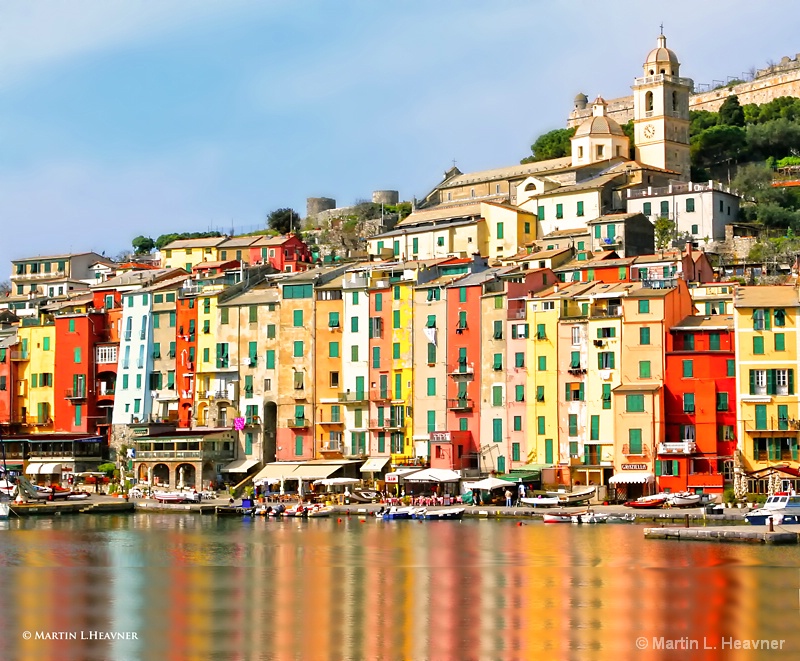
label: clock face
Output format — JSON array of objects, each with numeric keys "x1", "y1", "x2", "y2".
[{"x1": 643, "y1": 124, "x2": 655, "y2": 139}]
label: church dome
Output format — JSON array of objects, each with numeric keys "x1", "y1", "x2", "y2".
[
  {"x1": 644, "y1": 34, "x2": 679, "y2": 71},
  {"x1": 573, "y1": 105, "x2": 625, "y2": 138}
]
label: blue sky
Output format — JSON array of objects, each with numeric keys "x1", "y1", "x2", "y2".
[{"x1": 1, "y1": 0, "x2": 798, "y2": 271}]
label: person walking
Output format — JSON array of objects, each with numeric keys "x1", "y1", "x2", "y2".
[
  {"x1": 505, "y1": 488, "x2": 513, "y2": 507},
  {"x1": 517, "y1": 482, "x2": 526, "y2": 506}
]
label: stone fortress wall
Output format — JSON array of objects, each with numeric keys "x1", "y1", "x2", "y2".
[{"x1": 567, "y1": 52, "x2": 800, "y2": 128}]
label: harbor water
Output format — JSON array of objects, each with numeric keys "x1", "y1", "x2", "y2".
[{"x1": 1, "y1": 513, "x2": 799, "y2": 660}]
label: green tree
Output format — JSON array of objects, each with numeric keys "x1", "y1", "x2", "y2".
[
  {"x1": 266, "y1": 208, "x2": 301, "y2": 235},
  {"x1": 154, "y1": 231, "x2": 223, "y2": 250},
  {"x1": 746, "y1": 119, "x2": 800, "y2": 160},
  {"x1": 131, "y1": 235, "x2": 155, "y2": 255},
  {"x1": 689, "y1": 110, "x2": 718, "y2": 137},
  {"x1": 654, "y1": 216, "x2": 675, "y2": 251},
  {"x1": 690, "y1": 125, "x2": 747, "y2": 168},
  {"x1": 521, "y1": 127, "x2": 576, "y2": 163},
  {"x1": 718, "y1": 95, "x2": 745, "y2": 127}
]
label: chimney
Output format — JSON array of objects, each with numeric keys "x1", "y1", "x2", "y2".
[{"x1": 553, "y1": 284, "x2": 559, "y2": 293}]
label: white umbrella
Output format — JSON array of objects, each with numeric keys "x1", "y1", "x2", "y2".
[
  {"x1": 314, "y1": 477, "x2": 361, "y2": 486},
  {"x1": 463, "y1": 476, "x2": 509, "y2": 491},
  {"x1": 404, "y1": 468, "x2": 461, "y2": 483},
  {"x1": 178, "y1": 466, "x2": 185, "y2": 490},
  {"x1": 279, "y1": 476, "x2": 285, "y2": 496},
  {"x1": 297, "y1": 480, "x2": 304, "y2": 499}
]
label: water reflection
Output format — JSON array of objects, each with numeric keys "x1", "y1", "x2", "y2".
[{"x1": 0, "y1": 514, "x2": 799, "y2": 660}]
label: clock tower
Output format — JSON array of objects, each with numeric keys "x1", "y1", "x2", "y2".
[{"x1": 633, "y1": 34, "x2": 692, "y2": 181}]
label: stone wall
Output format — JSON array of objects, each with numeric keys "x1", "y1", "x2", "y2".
[{"x1": 567, "y1": 54, "x2": 800, "y2": 128}]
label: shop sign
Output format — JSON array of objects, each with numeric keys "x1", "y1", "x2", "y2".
[{"x1": 621, "y1": 463, "x2": 647, "y2": 470}]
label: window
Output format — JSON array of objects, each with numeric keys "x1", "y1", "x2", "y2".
[
  {"x1": 536, "y1": 324, "x2": 546, "y2": 340},
  {"x1": 515, "y1": 352, "x2": 525, "y2": 368},
  {"x1": 427, "y1": 378, "x2": 436, "y2": 397},
  {"x1": 524, "y1": 222, "x2": 530, "y2": 234},
  {"x1": 513, "y1": 416, "x2": 522, "y2": 432},
  {"x1": 683, "y1": 393, "x2": 695, "y2": 413},
  {"x1": 565, "y1": 383, "x2": 584, "y2": 401},
  {"x1": 427, "y1": 410, "x2": 436, "y2": 433},
  {"x1": 295, "y1": 436, "x2": 303, "y2": 456},
  {"x1": 515, "y1": 385, "x2": 524, "y2": 402},
  {"x1": 777, "y1": 369, "x2": 791, "y2": 396},
  {"x1": 353, "y1": 291, "x2": 360, "y2": 305},
  {"x1": 491, "y1": 418, "x2": 503, "y2": 443},
  {"x1": 351, "y1": 316, "x2": 359, "y2": 333},
  {"x1": 752, "y1": 309, "x2": 766, "y2": 330},
  {"x1": 568, "y1": 414, "x2": 578, "y2": 437},
  {"x1": 597, "y1": 352, "x2": 615, "y2": 369},
  {"x1": 717, "y1": 392, "x2": 729, "y2": 411},
  {"x1": 626, "y1": 395, "x2": 644, "y2": 412},
  {"x1": 266, "y1": 350, "x2": 275, "y2": 369},
  {"x1": 537, "y1": 356, "x2": 546, "y2": 371},
  {"x1": 412, "y1": 237, "x2": 419, "y2": 255},
  {"x1": 628, "y1": 429, "x2": 643, "y2": 454},
  {"x1": 660, "y1": 201, "x2": 669, "y2": 216},
  {"x1": 774, "y1": 309, "x2": 786, "y2": 327},
  {"x1": 709, "y1": 333, "x2": 721, "y2": 351},
  {"x1": 751, "y1": 369, "x2": 767, "y2": 395},
  {"x1": 392, "y1": 343, "x2": 400, "y2": 359},
  {"x1": 602, "y1": 384, "x2": 611, "y2": 409},
  {"x1": 775, "y1": 333, "x2": 786, "y2": 351},
  {"x1": 753, "y1": 336, "x2": 764, "y2": 355},
  {"x1": 682, "y1": 360, "x2": 693, "y2": 377},
  {"x1": 436, "y1": 236, "x2": 445, "y2": 247},
  {"x1": 537, "y1": 416, "x2": 545, "y2": 435},
  {"x1": 536, "y1": 386, "x2": 544, "y2": 402},
  {"x1": 512, "y1": 324, "x2": 529, "y2": 339},
  {"x1": 639, "y1": 361, "x2": 651, "y2": 378},
  {"x1": 68, "y1": 319, "x2": 75, "y2": 333},
  {"x1": 492, "y1": 386, "x2": 503, "y2": 407},
  {"x1": 556, "y1": 204, "x2": 563, "y2": 219},
  {"x1": 73, "y1": 347, "x2": 82, "y2": 364},
  {"x1": 493, "y1": 353, "x2": 503, "y2": 370},
  {"x1": 372, "y1": 346, "x2": 381, "y2": 369},
  {"x1": 683, "y1": 334, "x2": 695, "y2": 350},
  {"x1": 496, "y1": 222, "x2": 504, "y2": 239},
  {"x1": 643, "y1": 202, "x2": 651, "y2": 216},
  {"x1": 329, "y1": 342, "x2": 339, "y2": 358},
  {"x1": 459, "y1": 287, "x2": 467, "y2": 303},
  {"x1": 590, "y1": 415, "x2": 599, "y2": 441},
  {"x1": 293, "y1": 341, "x2": 303, "y2": 358},
  {"x1": 577, "y1": 201, "x2": 584, "y2": 217},
  {"x1": 330, "y1": 371, "x2": 339, "y2": 388},
  {"x1": 220, "y1": 308, "x2": 229, "y2": 325},
  {"x1": 570, "y1": 351, "x2": 581, "y2": 369},
  {"x1": 393, "y1": 285, "x2": 400, "y2": 301},
  {"x1": 727, "y1": 359, "x2": 735, "y2": 377},
  {"x1": 393, "y1": 310, "x2": 400, "y2": 329},
  {"x1": 427, "y1": 343, "x2": 436, "y2": 364},
  {"x1": 425, "y1": 315, "x2": 436, "y2": 329},
  {"x1": 755, "y1": 404, "x2": 767, "y2": 430},
  {"x1": 493, "y1": 320, "x2": 502, "y2": 339},
  {"x1": 638, "y1": 300, "x2": 650, "y2": 314}
]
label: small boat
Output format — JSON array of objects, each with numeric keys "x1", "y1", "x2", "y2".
[
  {"x1": 380, "y1": 506, "x2": 417, "y2": 520},
  {"x1": 624, "y1": 493, "x2": 670, "y2": 509},
  {"x1": 746, "y1": 493, "x2": 800, "y2": 525},
  {"x1": 0, "y1": 502, "x2": 9, "y2": 519},
  {"x1": 306, "y1": 505, "x2": 333, "y2": 518},
  {"x1": 153, "y1": 492, "x2": 190, "y2": 504},
  {"x1": 348, "y1": 489, "x2": 383, "y2": 503},
  {"x1": 606, "y1": 513, "x2": 637, "y2": 524},
  {"x1": 215, "y1": 505, "x2": 254, "y2": 516},
  {"x1": 66, "y1": 492, "x2": 91, "y2": 501},
  {"x1": 667, "y1": 492, "x2": 702, "y2": 508},
  {"x1": 542, "y1": 513, "x2": 574, "y2": 523},
  {"x1": 571, "y1": 511, "x2": 607, "y2": 524},
  {"x1": 413, "y1": 507, "x2": 465, "y2": 521},
  {"x1": 546, "y1": 486, "x2": 596, "y2": 505},
  {"x1": 520, "y1": 496, "x2": 560, "y2": 508}
]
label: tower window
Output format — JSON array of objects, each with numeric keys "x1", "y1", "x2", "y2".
[
  {"x1": 645, "y1": 91, "x2": 653, "y2": 112},
  {"x1": 578, "y1": 146, "x2": 584, "y2": 158},
  {"x1": 596, "y1": 145, "x2": 604, "y2": 158},
  {"x1": 672, "y1": 91, "x2": 678, "y2": 112}
]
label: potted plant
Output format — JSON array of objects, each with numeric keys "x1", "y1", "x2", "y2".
[
  {"x1": 723, "y1": 487, "x2": 736, "y2": 509},
  {"x1": 241, "y1": 486, "x2": 254, "y2": 508}
]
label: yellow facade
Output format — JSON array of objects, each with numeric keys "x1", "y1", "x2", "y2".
[
  {"x1": 391, "y1": 278, "x2": 415, "y2": 462},
  {"x1": 734, "y1": 287, "x2": 800, "y2": 473},
  {"x1": 526, "y1": 296, "x2": 559, "y2": 469},
  {"x1": 18, "y1": 321, "x2": 56, "y2": 430}
]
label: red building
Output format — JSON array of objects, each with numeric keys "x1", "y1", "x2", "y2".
[
  {"x1": 444, "y1": 272, "x2": 491, "y2": 470},
  {"x1": 556, "y1": 252, "x2": 635, "y2": 284},
  {"x1": 53, "y1": 311, "x2": 107, "y2": 435},
  {"x1": 0, "y1": 311, "x2": 19, "y2": 429},
  {"x1": 250, "y1": 235, "x2": 313, "y2": 273},
  {"x1": 176, "y1": 291, "x2": 199, "y2": 428},
  {"x1": 91, "y1": 287, "x2": 122, "y2": 435},
  {"x1": 661, "y1": 315, "x2": 736, "y2": 494}
]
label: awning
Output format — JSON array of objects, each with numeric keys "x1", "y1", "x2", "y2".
[
  {"x1": 292, "y1": 464, "x2": 341, "y2": 480},
  {"x1": 385, "y1": 468, "x2": 423, "y2": 483},
  {"x1": 221, "y1": 458, "x2": 259, "y2": 473},
  {"x1": 250, "y1": 462, "x2": 302, "y2": 483},
  {"x1": 499, "y1": 470, "x2": 543, "y2": 482},
  {"x1": 404, "y1": 468, "x2": 461, "y2": 483},
  {"x1": 26, "y1": 463, "x2": 62, "y2": 475},
  {"x1": 360, "y1": 456, "x2": 391, "y2": 473},
  {"x1": 609, "y1": 471, "x2": 654, "y2": 484}
]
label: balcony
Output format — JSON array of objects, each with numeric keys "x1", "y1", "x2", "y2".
[
  {"x1": 370, "y1": 389, "x2": 391, "y2": 402},
  {"x1": 447, "y1": 363, "x2": 475, "y2": 378},
  {"x1": 590, "y1": 305, "x2": 621, "y2": 318},
  {"x1": 320, "y1": 440, "x2": 343, "y2": 453},
  {"x1": 64, "y1": 388, "x2": 87, "y2": 400},
  {"x1": 642, "y1": 278, "x2": 677, "y2": 290},
  {"x1": 507, "y1": 303, "x2": 526, "y2": 321},
  {"x1": 447, "y1": 398, "x2": 474, "y2": 412},
  {"x1": 338, "y1": 391, "x2": 367, "y2": 404},
  {"x1": 633, "y1": 73, "x2": 693, "y2": 88},
  {"x1": 287, "y1": 418, "x2": 310, "y2": 429},
  {"x1": 621, "y1": 444, "x2": 651, "y2": 458},
  {"x1": 658, "y1": 440, "x2": 697, "y2": 455},
  {"x1": 10, "y1": 351, "x2": 29, "y2": 361}
]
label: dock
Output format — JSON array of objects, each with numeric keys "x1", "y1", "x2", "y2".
[{"x1": 644, "y1": 525, "x2": 800, "y2": 544}]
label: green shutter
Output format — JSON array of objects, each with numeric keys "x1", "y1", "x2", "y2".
[
  {"x1": 537, "y1": 416, "x2": 545, "y2": 435},
  {"x1": 545, "y1": 439, "x2": 553, "y2": 464},
  {"x1": 755, "y1": 405, "x2": 767, "y2": 430},
  {"x1": 590, "y1": 415, "x2": 599, "y2": 440},
  {"x1": 266, "y1": 350, "x2": 275, "y2": 369},
  {"x1": 775, "y1": 333, "x2": 785, "y2": 351}
]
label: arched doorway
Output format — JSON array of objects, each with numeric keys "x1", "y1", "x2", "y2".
[
  {"x1": 175, "y1": 463, "x2": 196, "y2": 490},
  {"x1": 202, "y1": 461, "x2": 216, "y2": 490},
  {"x1": 152, "y1": 463, "x2": 170, "y2": 488},
  {"x1": 137, "y1": 464, "x2": 148, "y2": 482}
]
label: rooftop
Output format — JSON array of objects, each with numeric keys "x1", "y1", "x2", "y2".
[{"x1": 734, "y1": 285, "x2": 799, "y2": 309}]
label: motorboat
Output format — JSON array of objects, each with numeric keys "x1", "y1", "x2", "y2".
[
  {"x1": 746, "y1": 493, "x2": 800, "y2": 525},
  {"x1": 65, "y1": 492, "x2": 91, "y2": 501},
  {"x1": 623, "y1": 493, "x2": 670, "y2": 509},
  {"x1": 412, "y1": 507, "x2": 465, "y2": 521},
  {"x1": 348, "y1": 489, "x2": 383, "y2": 503},
  {"x1": 571, "y1": 511, "x2": 607, "y2": 524},
  {"x1": 667, "y1": 492, "x2": 702, "y2": 508},
  {"x1": 379, "y1": 506, "x2": 418, "y2": 520},
  {"x1": 545, "y1": 486, "x2": 596, "y2": 505},
  {"x1": 153, "y1": 491, "x2": 192, "y2": 504},
  {"x1": 306, "y1": 505, "x2": 334, "y2": 518}
]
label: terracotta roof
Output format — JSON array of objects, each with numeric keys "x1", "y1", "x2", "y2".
[
  {"x1": 192, "y1": 260, "x2": 240, "y2": 271},
  {"x1": 733, "y1": 286, "x2": 799, "y2": 309},
  {"x1": 541, "y1": 227, "x2": 590, "y2": 238},
  {"x1": 506, "y1": 247, "x2": 572, "y2": 262},
  {"x1": 671, "y1": 315, "x2": 734, "y2": 331},
  {"x1": 437, "y1": 157, "x2": 574, "y2": 189},
  {"x1": 161, "y1": 237, "x2": 227, "y2": 250},
  {"x1": 573, "y1": 115, "x2": 625, "y2": 138},
  {"x1": 585, "y1": 212, "x2": 642, "y2": 224},
  {"x1": 396, "y1": 204, "x2": 483, "y2": 228},
  {"x1": 535, "y1": 172, "x2": 624, "y2": 198},
  {"x1": 12, "y1": 251, "x2": 104, "y2": 263}
]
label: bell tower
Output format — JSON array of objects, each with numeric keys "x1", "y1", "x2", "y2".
[{"x1": 632, "y1": 34, "x2": 692, "y2": 180}]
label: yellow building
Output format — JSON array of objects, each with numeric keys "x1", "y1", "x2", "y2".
[
  {"x1": 16, "y1": 318, "x2": 56, "y2": 431},
  {"x1": 160, "y1": 237, "x2": 228, "y2": 271},
  {"x1": 734, "y1": 286, "x2": 800, "y2": 473},
  {"x1": 314, "y1": 276, "x2": 345, "y2": 458}
]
